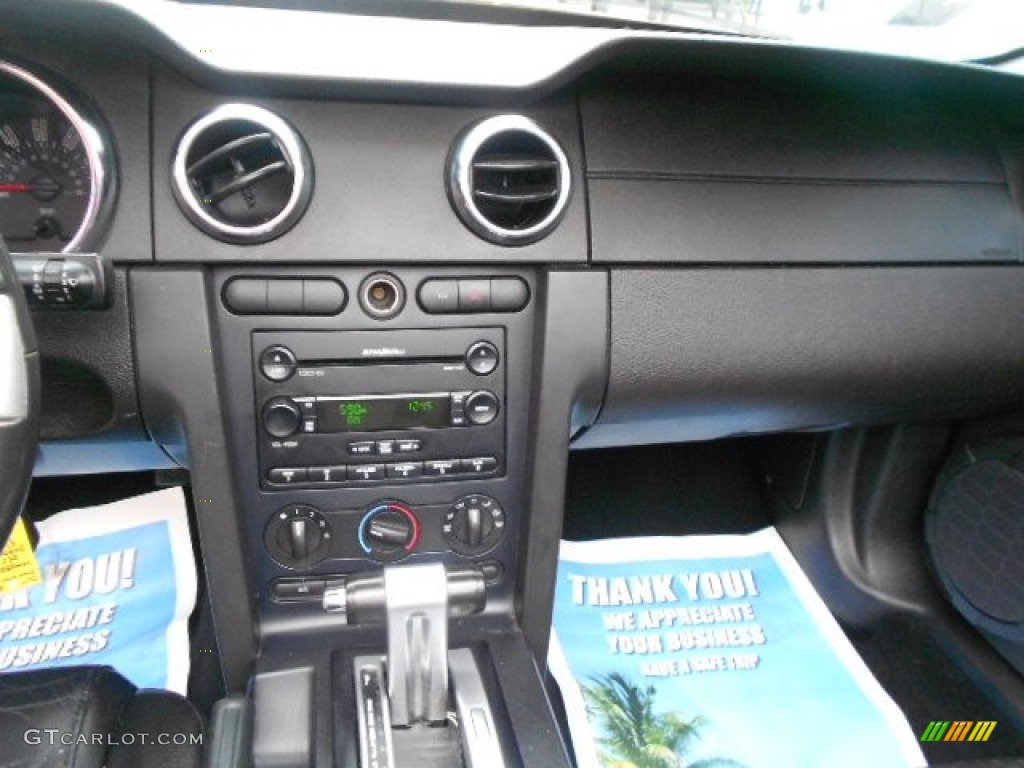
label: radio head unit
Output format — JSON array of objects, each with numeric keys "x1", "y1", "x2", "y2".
[{"x1": 252, "y1": 328, "x2": 505, "y2": 491}]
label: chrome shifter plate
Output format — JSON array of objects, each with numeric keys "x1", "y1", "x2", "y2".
[{"x1": 354, "y1": 656, "x2": 395, "y2": 768}]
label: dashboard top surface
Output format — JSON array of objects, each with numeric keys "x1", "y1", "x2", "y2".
[
  {"x1": 5, "y1": 0, "x2": 1024, "y2": 458},
  {"x1": 9, "y1": 0, "x2": 1024, "y2": 102}
]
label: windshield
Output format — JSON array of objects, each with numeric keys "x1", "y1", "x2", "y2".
[{"x1": 447, "y1": 0, "x2": 1024, "y2": 63}]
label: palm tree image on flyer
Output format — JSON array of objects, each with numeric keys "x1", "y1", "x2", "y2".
[{"x1": 582, "y1": 673, "x2": 745, "y2": 768}]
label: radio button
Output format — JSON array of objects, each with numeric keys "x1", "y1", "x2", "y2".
[
  {"x1": 348, "y1": 441, "x2": 377, "y2": 456},
  {"x1": 396, "y1": 439, "x2": 422, "y2": 454},
  {"x1": 376, "y1": 440, "x2": 396, "y2": 456},
  {"x1": 462, "y1": 457, "x2": 498, "y2": 475},
  {"x1": 465, "y1": 391, "x2": 500, "y2": 426},
  {"x1": 301, "y1": 418, "x2": 317, "y2": 434},
  {"x1": 349, "y1": 464, "x2": 386, "y2": 482},
  {"x1": 466, "y1": 341, "x2": 499, "y2": 376},
  {"x1": 268, "y1": 467, "x2": 308, "y2": 485},
  {"x1": 425, "y1": 459, "x2": 460, "y2": 477},
  {"x1": 387, "y1": 462, "x2": 423, "y2": 480},
  {"x1": 308, "y1": 465, "x2": 346, "y2": 484},
  {"x1": 259, "y1": 346, "x2": 297, "y2": 382},
  {"x1": 450, "y1": 391, "x2": 471, "y2": 426}
]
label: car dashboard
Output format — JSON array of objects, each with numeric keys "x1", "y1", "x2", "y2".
[{"x1": 5, "y1": 1, "x2": 1024, "y2": 765}]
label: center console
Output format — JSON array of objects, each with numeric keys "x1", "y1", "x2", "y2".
[
  {"x1": 213, "y1": 265, "x2": 533, "y2": 619},
  {"x1": 203, "y1": 264, "x2": 567, "y2": 767}
]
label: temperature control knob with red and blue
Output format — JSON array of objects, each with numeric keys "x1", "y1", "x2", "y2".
[{"x1": 359, "y1": 502, "x2": 421, "y2": 562}]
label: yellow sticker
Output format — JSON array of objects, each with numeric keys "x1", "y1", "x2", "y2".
[{"x1": 0, "y1": 518, "x2": 42, "y2": 593}]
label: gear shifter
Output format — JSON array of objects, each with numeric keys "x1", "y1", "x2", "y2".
[
  {"x1": 383, "y1": 565, "x2": 450, "y2": 725},
  {"x1": 323, "y1": 563, "x2": 505, "y2": 768}
]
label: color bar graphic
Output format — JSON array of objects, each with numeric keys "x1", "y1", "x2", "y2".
[
  {"x1": 920, "y1": 721, "x2": 950, "y2": 742},
  {"x1": 920, "y1": 721, "x2": 996, "y2": 742},
  {"x1": 967, "y1": 722, "x2": 997, "y2": 742}
]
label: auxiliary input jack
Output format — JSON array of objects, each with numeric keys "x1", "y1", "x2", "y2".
[{"x1": 359, "y1": 272, "x2": 405, "y2": 320}]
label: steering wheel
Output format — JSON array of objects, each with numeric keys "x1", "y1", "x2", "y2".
[{"x1": 0, "y1": 234, "x2": 39, "y2": 547}]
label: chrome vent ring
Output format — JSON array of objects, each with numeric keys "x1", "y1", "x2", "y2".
[
  {"x1": 446, "y1": 115, "x2": 571, "y2": 246},
  {"x1": 171, "y1": 104, "x2": 313, "y2": 244}
]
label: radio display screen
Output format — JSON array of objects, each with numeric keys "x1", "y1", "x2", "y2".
[{"x1": 316, "y1": 394, "x2": 450, "y2": 432}]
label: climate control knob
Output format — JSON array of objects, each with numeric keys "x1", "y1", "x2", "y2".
[
  {"x1": 263, "y1": 397, "x2": 302, "y2": 438},
  {"x1": 444, "y1": 495, "x2": 505, "y2": 556},
  {"x1": 359, "y1": 502, "x2": 421, "y2": 562},
  {"x1": 265, "y1": 505, "x2": 331, "y2": 568}
]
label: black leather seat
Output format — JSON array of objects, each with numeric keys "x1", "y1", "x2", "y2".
[{"x1": 0, "y1": 666, "x2": 203, "y2": 767}]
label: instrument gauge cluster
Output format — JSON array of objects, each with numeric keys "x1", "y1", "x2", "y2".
[{"x1": 0, "y1": 59, "x2": 115, "y2": 254}]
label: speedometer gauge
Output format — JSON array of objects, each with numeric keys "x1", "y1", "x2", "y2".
[{"x1": 0, "y1": 60, "x2": 114, "y2": 253}]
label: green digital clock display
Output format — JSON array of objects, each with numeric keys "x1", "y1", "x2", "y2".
[{"x1": 318, "y1": 395, "x2": 450, "y2": 432}]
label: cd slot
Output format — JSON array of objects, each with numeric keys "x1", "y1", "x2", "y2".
[{"x1": 299, "y1": 356, "x2": 461, "y2": 368}]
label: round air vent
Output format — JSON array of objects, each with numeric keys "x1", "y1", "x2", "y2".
[
  {"x1": 172, "y1": 104, "x2": 313, "y2": 244},
  {"x1": 447, "y1": 115, "x2": 571, "y2": 246}
]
